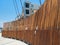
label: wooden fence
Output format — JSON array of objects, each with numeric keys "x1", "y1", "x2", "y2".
[
  {"x1": 2, "y1": 30, "x2": 60, "y2": 45},
  {"x1": 2, "y1": 0, "x2": 60, "y2": 45}
]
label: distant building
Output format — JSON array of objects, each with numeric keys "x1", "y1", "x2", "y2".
[
  {"x1": 16, "y1": 0, "x2": 40, "y2": 20},
  {"x1": 22, "y1": 0, "x2": 40, "y2": 18}
]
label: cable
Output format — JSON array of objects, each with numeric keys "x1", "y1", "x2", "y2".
[
  {"x1": 15, "y1": 0, "x2": 20, "y2": 14},
  {"x1": 19, "y1": 0, "x2": 23, "y2": 10},
  {"x1": 19, "y1": 0, "x2": 24, "y2": 18},
  {"x1": 13, "y1": 0, "x2": 21, "y2": 20},
  {"x1": 39, "y1": 0, "x2": 41, "y2": 5},
  {"x1": 13, "y1": 0, "x2": 18, "y2": 15}
]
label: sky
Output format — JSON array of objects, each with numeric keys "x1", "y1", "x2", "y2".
[{"x1": 0, "y1": 0, "x2": 45, "y2": 27}]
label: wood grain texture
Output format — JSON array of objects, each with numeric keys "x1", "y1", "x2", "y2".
[{"x1": 2, "y1": 0, "x2": 60, "y2": 45}]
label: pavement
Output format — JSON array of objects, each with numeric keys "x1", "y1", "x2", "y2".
[{"x1": 0, "y1": 33, "x2": 28, "y2": 45}]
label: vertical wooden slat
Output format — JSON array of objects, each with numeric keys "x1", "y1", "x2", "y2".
[{"x1": 52, "y1": 30, "x2": 59, "y2": 45}]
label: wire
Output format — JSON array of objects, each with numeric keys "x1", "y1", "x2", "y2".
[
  {"x1": 13, "y1": 0, "x2": 18, "y2": 15},
  {"x1": 13, "y1": 0, "x2": 21, "y2": 20},
  {"x1": 19, "y1": 0, "x2": 23, "y2": 10},
  {"x1": 15, "y1": 0, "x2": 20, "y2": 14},
  {"x1": 39, "y1": 0, "x2": 41, "y2": 5},
  {"x1": 19, "y1": 0, "x2": 24, "y2": 18}
]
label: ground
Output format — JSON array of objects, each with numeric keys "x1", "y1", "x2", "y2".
[{"x1": 0, "y1": 33, "x2": 28, "y2": 45}]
